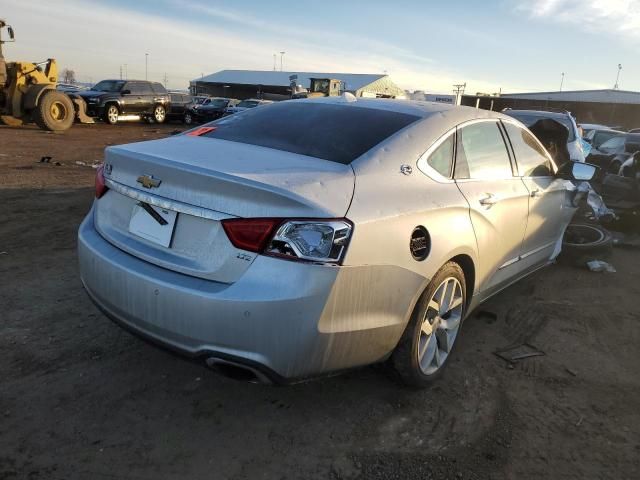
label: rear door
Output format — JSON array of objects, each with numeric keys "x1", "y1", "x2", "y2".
[
  {"x1": 502, "y1": 121, "x2": 572, "y2": 269},
  {"x1": 453, "y1": 120, "x2": 530, "y2": 297}
]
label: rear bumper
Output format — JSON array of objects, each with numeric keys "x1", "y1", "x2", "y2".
[{"x1": 78, "y1": 208, "x2": 419, "y2": 379}]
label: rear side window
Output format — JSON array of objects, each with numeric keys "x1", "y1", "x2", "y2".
[
  {"x1": 151, "y1": 83, "x2": 167, "y2": 94},
  {"x1": 426, "y1": 135, "x2": 454, "y2": 178},
  {"x1": 504, "y1": 123, "x2": 553, "y2": 177},
  {"x1": 454, "y1": 122, "x2": 513, "y2": 179},
  {"x1": 202, "y1": 102, "x2": 420, "y2": 164}
]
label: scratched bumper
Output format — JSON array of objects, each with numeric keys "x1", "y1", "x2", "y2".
[{"x1": 78, "y1": 208, "x2": 416, "y2": 379}]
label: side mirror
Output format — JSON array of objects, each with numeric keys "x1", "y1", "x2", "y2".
[
  {"x1": 8, "y1": 26, "x2": 14, "y2": 40},
  {"x1": 121, "y1": 89, "x2": 131, "y2": 95},
  {"x1": 557, "y1": 160, "x2": 598, "y2": 181}
]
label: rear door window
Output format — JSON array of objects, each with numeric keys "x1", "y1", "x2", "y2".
[
  {"x1": 201, "y1": 102, "x2": 420, "y2": 164},
  {"x1": 503, "y1": 123, "x2": 553, "y2": 177},
  {"x1": 454, "y1": 121, "x2": 513, "y2": 179}
]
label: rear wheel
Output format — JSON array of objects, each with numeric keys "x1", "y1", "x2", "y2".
[
  {"x1": 32, "y1": 90, "x2": 74, "y2": 132},
  {"x1": 103, "y1": 104, "x2": 119, "y2": 125},
  {"x1": 392, "y1": 262, "x2": 466, "y2": 388},
  {"x1": 153, "y1": 105, "x2": 166, "y2": 123},
  {"x1": 184, "y1": 112, "x2": 193, "y2": 125}
]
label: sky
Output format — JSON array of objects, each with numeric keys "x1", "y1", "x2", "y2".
[{"x1": 3, "y1": 0, "x2": 640, "y2": 94}]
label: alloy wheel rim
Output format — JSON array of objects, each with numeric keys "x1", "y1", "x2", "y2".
[
  {"x1": 108, "y1": 107, "x2": 118, "y2": 123},
  {"x1": 417, "y1": 277, "x2": 464, "y2": 375},
  {"x1": 155, "y1": 107, "x2": 165, "y2": 121}
]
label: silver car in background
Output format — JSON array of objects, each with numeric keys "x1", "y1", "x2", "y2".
[{"x1": 78, "y1": 97, "x2": 595, "y2": 387}]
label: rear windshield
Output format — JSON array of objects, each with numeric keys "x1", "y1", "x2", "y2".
[
  {"x1": 202, "y1": 102, "x2": 420, "y2": 164},
  {"x1": 507, "y1": 112, "x2": 576, "y2": 142}
]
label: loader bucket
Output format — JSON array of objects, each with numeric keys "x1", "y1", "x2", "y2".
[{"x1": 70, "y1": 95, "x2": 95, "y2": 124}]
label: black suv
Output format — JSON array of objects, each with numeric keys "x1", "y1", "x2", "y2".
[
  {"x1": 77, "y1": 80, "x2": 170, "y2": 125},
  {"x1": 166, "y1": 93, "x2": 194, "y2": 122},
  {"x1": 184, "y1": 97, "x2": 239, "y2": 125}
]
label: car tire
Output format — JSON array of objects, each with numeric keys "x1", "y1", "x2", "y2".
[
  {"x1": 391, "y1": 261, "x2": 466, "y2": 388},
  {"x1": 153, "y1": 105, "x2": 166, "y2": 124},
  {"x1": 32, "y1": 90, "x2": 75, "y2": 132},
  {"x1": 103, "y1": 104, "x2": 119, "y2": 125},
  {"x1": 184, "y1": 112, "x2": 193, "y2": 125},
  {"x1": 561, "y1": 223, "x2": 613, "y2": 265}
]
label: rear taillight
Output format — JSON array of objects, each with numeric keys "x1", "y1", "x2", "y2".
[
  {"x1": 221, "y1": 218, "x2": 353, "y2": 264},
  {"x1": 221, "y1": 218, "x2": 282, "y2": 253},
  {"x1": 95, "y1": 164, "x2": 108, "y2": 199}
]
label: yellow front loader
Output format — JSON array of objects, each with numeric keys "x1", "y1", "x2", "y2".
[{"x1": 0, "y1": 19, "x2": 92, "y2": 132}]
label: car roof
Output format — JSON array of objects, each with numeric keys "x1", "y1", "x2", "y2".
[{"x1": 296, "y1": 96, "x2": 508, "y2": 122}]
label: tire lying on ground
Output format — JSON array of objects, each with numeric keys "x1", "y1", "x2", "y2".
[
  {"x1": 32, "y1": 90, "x2": 75, "y2": 132},
  {"x1": 560, "y1": 223, "x2": 613, "y2": 266}
]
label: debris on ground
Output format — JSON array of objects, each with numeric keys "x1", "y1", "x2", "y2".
[
  {"x1": 39, "y1": 156, "x2": 61, "y2": 166},
  {"x1": 494, "y1": 343, "x2": 545, "y2": 364},
  {"x1": 586, "y1": 260, "x2": 616, "y2": 273},
  {"x1": 565, "y1": 367, "x2": 578, "y2": 377},
  {"x1": 75, "y1": 160, "x2": 101, "y2": 168},
  {"x1": 612, "y1": 232, "x2": 640, "y2": 249}
]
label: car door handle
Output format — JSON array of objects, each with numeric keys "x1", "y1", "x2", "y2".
[
  {"x1": 479, "y1": 194, "x2": 498, "y2": 207},
  {"x1": 530, "y1": 189, "x2": 542, "y2": 198}
]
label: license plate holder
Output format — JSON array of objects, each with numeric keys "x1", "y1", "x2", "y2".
[{"x1": 129, "y1": 203, "x2": 177, "y2": 247}]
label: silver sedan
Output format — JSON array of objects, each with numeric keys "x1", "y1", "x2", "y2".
[{"x1": 78, "y1": 97, "x2": 595, "y2": 387}]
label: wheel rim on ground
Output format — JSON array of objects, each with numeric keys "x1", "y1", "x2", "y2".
[
  {"x1": 564, "y1": 224, "x2": 605, "y2": 246},
  {"x1": 418, "y1": 277, "x2": 464, "y2": 375},
  {"x1": 108, "y1": 107, "x2": 118, "y2": 124},
  {"x1": 155, "y1": 106, "x2": 165, "y2": 122},
  {"x1": 50, "y1": 101, "x2": 68, "y2": 121}
]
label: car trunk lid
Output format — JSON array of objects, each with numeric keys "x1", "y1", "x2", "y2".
[{"x1": 94, "y1": 135, "x2": 354, "y2": 283}]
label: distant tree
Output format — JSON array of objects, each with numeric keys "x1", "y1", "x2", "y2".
[{"x1": 61, "y1": 68, "x2": 76, "y2": 84}]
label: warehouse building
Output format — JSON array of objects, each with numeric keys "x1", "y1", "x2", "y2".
[
  {"x1": 462, "y1": 89, "x2": 640, "y2": 129},
  {"x1": 190, "y1": 70, "x2": 406, "y2": 100}
]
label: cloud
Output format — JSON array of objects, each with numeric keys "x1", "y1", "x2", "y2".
[{"x1": 517, "y1": 0, "x2": 640, "y2": 41}]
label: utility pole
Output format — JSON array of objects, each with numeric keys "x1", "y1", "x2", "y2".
[
  {"x1": 145, "y1": 53, "x2": 149, "y2": 80},
  {"x1": 163, "y1": 72, "x2": 168, "y2": 88},
  {"x1": 452, "y1": 83, "x2": 466, "y2": 106},
  {"x1": 614, "y1": 63, "x2": 622, "y2": 89},
  {"x1": 280, "y1": 51, "x2": 285, "y2": 72},
  {"x1": 124, "y1": 64, "x2": 127, "y2": 79},
  {"x1": 560, "y1": 72, "x2": 565, "y2": 92},
  {"x1": 119, "y1": 65, "x2": 122, "y2": 80}
]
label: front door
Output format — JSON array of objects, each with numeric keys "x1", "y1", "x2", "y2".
[
  {"x1": 502, "y1": 121, "x2": 574, "y2": 269},
  {"x1": 453, "y1": 120, "x2": 530, "y2": 297}
]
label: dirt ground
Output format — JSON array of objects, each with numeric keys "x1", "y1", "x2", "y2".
[{"x1": 1, "y1": 123, "x2": 639, "y2": 480}]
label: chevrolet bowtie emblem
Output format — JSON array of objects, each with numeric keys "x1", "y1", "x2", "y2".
[{"x1": 136, "y1": 175, "x2": 161, "y2": 189}]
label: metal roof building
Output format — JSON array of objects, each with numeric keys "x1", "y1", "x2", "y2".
[
  {"x1": 190, "y1": 69, "x2": 406, "y2": 100},
  {"x1": 500, "y1": 89, "x2": 640, "y2": 105},
  {"x1": 462, "y1": 89, "x2": 640, "y2": 130}
]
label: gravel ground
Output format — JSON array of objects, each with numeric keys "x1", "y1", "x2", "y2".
[{"x1": 1, "y1": 123, "x2": 639, "y2": 480}]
